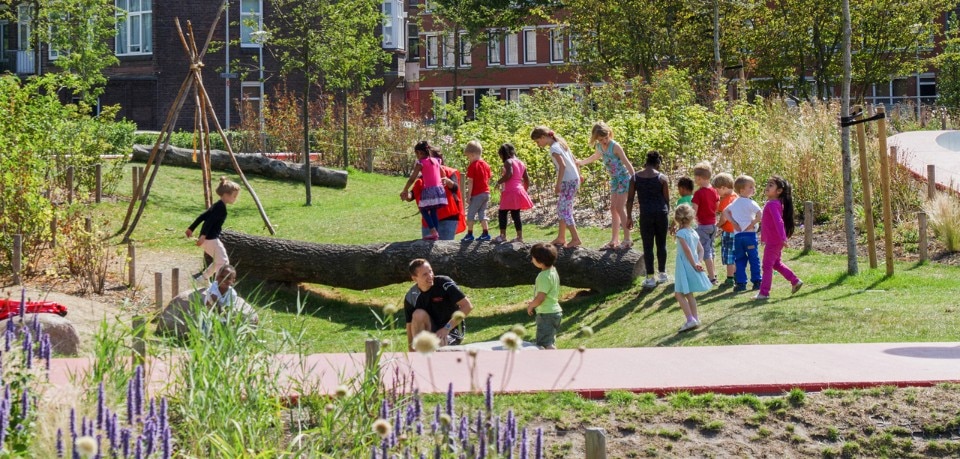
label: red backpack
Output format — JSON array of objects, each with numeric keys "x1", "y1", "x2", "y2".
[{"x1": 0, "y1": 299, "x2": 68, "y2": 321}]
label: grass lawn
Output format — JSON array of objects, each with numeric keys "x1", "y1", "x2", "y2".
[{"x1": 96, "y1": 163, "x2": 960, "y2": 354}]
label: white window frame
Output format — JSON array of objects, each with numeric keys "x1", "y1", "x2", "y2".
[
  {"x1": 523, "y1": 28, "x2": 536, "y2": 64},
  {"x1": 115, "y1": 0, "x2": 152, "y2": 56},
  {"x1": 48, "y1": 13, "x2": 67, "y2": 60},
  {"x1": 433, "y1": 89, "x2": 447, "y2": 104},
  {"x1": 425, "y1": 33, "x2": 439, "y2": 68},
  {"x1": 487, "y1": 88, "x2": 501, "y2": 99},
  {"x1": 0, "y1": 21, "x2": 8, "y2": 62},
  {"x1": 549, "y1": 27, "x2": 564, "y2": 63},
  {"x1": 240, "y1": 0, "x2": 263, "y2": 48},
  {"x1": 459, "y1": 33, "x2": 471, "y2": 67},
  {"x1": 443, "y1": 33, "x2": 454, "y2": 68},
  {"x1": 241, "y1": 81, "x2": 264, "y2": 121},
  {"x1": 506, "y1": 88, "x2": 520, "y2": 102},
  {"x1": 18, "y1": 4, "x2": 32, "y2": 51},
  {"x1": 487, "y1": 33, "x2": 501, "y2": 65},
  {"x1": 568, "y1": 33, "x2": 579, "y2": 63},
  {"x1": 504, "y1": 32, "x2": 518, "y2": 65}
]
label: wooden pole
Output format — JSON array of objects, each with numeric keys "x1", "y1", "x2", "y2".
[
  {"x1": 171, "y1": 268, "x2": 180, "y2": 298},
  {"x1": 94, "y1": 164, "x2": 102, "y2": 203},
  {"x1": 12, "y1": 234, "x2": 22, "y2": 285},
  {"x1": 50, "y1": 216, "x2": 57, "y2": 249},
  {"x1": 132, "y1": 166, "x2": 140, "y2": 200},
  {"x1": 840, "y1": 0, "x2": 856, "y2": 275},
  {"x1": 585, "y1": 428, "x2": 607, "y2": 459},
  {"x1": 128, "y1": 242, "x2": 136, "y2": 288},
  {"x1": 918, "y1": 211, "x2": 928, "y2": 263},
  {"x1": 877, "y1": 106, "x2": 894, "y2": 276},
  {"x1": 855, "y1": 111, "x2": 877, "y2": 269},
  {"x1": 803, "y1": 201, "x2": 814, "y2": 252},
  {"x1": 365, "y1": 338, "x2": 381, "y2": 374},
  {"x1": 85, "y1": 217, "x2": 92, "y2": 232},
  {"x1": 155, "y1": 272, "x2": 164, "y2": 309},
  {"x1": 66, "y1": 166, "x2": 74, "y2": 204},
  {"x1": 927, "y1": 164, "x2": 936, "y2": 199},
  {"x1": 365, "y1": 148, "x2": 374, "y2": 173}
]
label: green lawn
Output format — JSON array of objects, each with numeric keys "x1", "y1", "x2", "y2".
[{"x1": 96, "y1": 164, "x2": 960, "y2": 354}]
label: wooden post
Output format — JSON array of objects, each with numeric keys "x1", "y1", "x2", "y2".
[
  {"x1": 918, "y1": 211, "x2": 928, "y2": 263},
  {"x1": 927, "y1": 164, "x2": 936, "y2": 199},
  {"x1": 94, "y1": 164, "x2": 102, "y2": 203},
  {"x1": 128, "y1": 242, "x2": 136, "y2": 288},
  {"x1": 132, "y1": 166, "x2": 140, "y2": 200},
  {"x1": 85, "y1": 217, "x2": 92, "y2": 233},
  {"x1": 855, "y1": 112, "x2": 877, "y2": 269},
  {"x1": 585, "y1": 428, "x2": 607, "y2": 459},
  {"x1": 365, "y1": 148, "x2": 374, "y2": 173},
  {"x1": 803, "y1": 201, "x2": 814, "y2": 252},
  {"x1": 365, "y1": 338, "x2": 381, "y2": 374},
  {"x1": 171, "y1": 268, "x2": 180, "y2": 298},
  {"x1": 12, "y1": 234, "x2": 22, "y2": 285},
  {"x1": 941, "y1": 111, "x2": 948, "y2": 130},
  {"x1": 877, "y1": 106, "x2": 894, "y2": 276},
  {"x1": 132, "y1": 315, "x2": 146, "y2": 365},
  {"x1": 50, "y1": 216, "x2": 57, "y2": 249},
  {"x1": 66, "y1": 166, "x2": 74, "y2": 204},
  {"x1": 155, "y1": 272, "x2": 163, "y2": 309}
]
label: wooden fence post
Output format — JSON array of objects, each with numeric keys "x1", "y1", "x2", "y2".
[
  {"x1": 365, "y1": 339, "x2": 381, "y2": 375},
  {"x1": 95, "y1": 164, "x2": 102, "y2": 203},
  {"x1": 50, "y1": 216, "x2": 57, "y2": 249},
  {"x1": 132, "y1": 167, "x2": 140, "y2": 200},
  {"x1": 365, "y1": 148, "x2": 374, "y2": 173},
  {"x1": 155, "y1": 272, "x2": 163, "y2": 309},
  {"x1": 855, "y1": 111, "x2": 877, "y2": 269},
  {"x1": 927, "y1": 164, "x2": 936, "y2": 200},
  {"x1": 66, "y1": 166, "x2": 74, "y2": 204},
  {"x1": 585, "y1": 428, "x2": 607, "y2": 459},
  {"x1": 877, "y1": 108, "x2": 894, "y2": 276},
  {"x1": 918, "y1": 212, "x2": 928, "y2": 263},
  {"x1": 171, "y1": 268, "x2": 180, "y2": 298},
  {"x1": 803, "y1": 201, "x2": 814, "y2": 252},
  {"x1": 128, "y1": 242, "x2": 136, "y2": 288},
  {"x1": 85, "y1": 217, "x2": 92, "y2": 232},
  {"x1": 12, "y1": 234, "x2": 22, "y2": 285},
  {"x1": 132, "y1": 315, "x2": 146, "y2": 365}
]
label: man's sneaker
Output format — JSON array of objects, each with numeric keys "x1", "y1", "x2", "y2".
[
  {"x1": 678, "y1": 319, "x2": 699, "y2": 333},
  {"x1": 791, "y1": 280, "x2": 804, "y2": 294},
  {"x1": 461, "y1": 234, "x2": 475, "y2": 242},
  {"x1": 641, "y1": 278, "x2": 657, "y2": 289},
  {"x1": 751, "y1": 282, "x2": 761, "y2": 291},
  {"x1": 656, "y1": 272, "x2": 669, "y2": 284},
  {"x1": 733, "y1": 283, "x2": 747, "y2": 292},
  {"x1": 753, "y1": 294, "x2": 769, "y2": 300},
  {"x1": 477, "y1": 234, "x2": 491, "y2": 241}
]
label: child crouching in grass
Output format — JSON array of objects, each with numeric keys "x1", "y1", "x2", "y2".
[{"x1": 527, "y1": 242, "x2": 561, "y2": 349}]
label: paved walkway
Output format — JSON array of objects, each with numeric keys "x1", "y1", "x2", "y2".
[
  {"x1": 890, "y1": 130, "x2": 960, "y2": 193},
  {"x1": 48, "y1": 342, "x2": 960, "y2": 398}
]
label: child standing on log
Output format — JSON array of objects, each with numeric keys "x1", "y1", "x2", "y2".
[
  {"x1": 493, "y1": 143, "x2": 534, "y2": 243},
  {"x1": 673, "y1": 204, "x2": 711, "y2": 333},
  {"x1": 186, "y1": 177, "x2": 241, "y2": 283},
  {"x1": 527, "y1": 242, "x2": 561, "y2": 349},
  {"x1": 755, "y1": 176, "x2": 803, "y2": 300},
  {"x1": 576, "y1": 121, "x2": 636, "y2": 250},
  {"x1": 531, "y1": 125, "x2": 583, "y2": 248},
  {"x1": 401, "y1": 140, "x2": 448, "y2": 241}
]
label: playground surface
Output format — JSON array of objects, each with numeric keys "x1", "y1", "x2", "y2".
[{"x1": 891, "y1": 130, "x2": 960, "y2": 193}]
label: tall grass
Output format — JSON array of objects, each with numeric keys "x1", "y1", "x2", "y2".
[{"x1": 924, "y1": 194, "x2": 960, "y2": 251}]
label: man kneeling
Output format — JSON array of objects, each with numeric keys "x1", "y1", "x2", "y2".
[{"x1": 404, "y1": 258, "x2": 474, "y2": 350}]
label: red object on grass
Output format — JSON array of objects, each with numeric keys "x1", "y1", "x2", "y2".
[{"x1": 0, "y1": 299, "x2": 68, "y2": 321}]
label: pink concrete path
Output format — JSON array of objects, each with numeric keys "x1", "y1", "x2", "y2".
[
  {"x1": 890, "y1": 130, "x2": 960, "y2": 193},
  {"x1": 48, "y1": 342, "x2": 960, "y2": 398}
]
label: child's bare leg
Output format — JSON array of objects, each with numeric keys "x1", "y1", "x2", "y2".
[
  {"x1": 705, "y1": 258, "x2": 716, "y2": 280},
  {"x1": 686, "y1": 293, "x2": 700, "y2": 321},
  {"x1": 481, "y1": 219, "x2": 489, "y2": 232},
  {"x1": 551, "y1": 221, "x2": 567, "y2": 245},
  {"x1": 726, "y1": 264, "x2": 736, "y2": 277},
  {"x1": 610, "y1": 192, "x2": 629, "y2": 245},
  {"x1": 675, "y1": 292, "x2": 694, "y2": 321},
  {"x1": 566, "y1": 224, "x2": 582, "y2": 247},
  {"x1": 466, "y1": 219, "x2": 475, "y2": 233}
]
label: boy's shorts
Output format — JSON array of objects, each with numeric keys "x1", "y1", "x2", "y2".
[
  {"x1": 720, "y1": 231, "x2": 735, "y2": 265},
  {"x1": 696, "y1": 224, "x2": 717, "y2": 260},
  {"x1": 535, "y1": 312, "x2": 562, "y2": 348},
  {"x1": 467, "y1": 193, "x2": 490, "y2": 221}
]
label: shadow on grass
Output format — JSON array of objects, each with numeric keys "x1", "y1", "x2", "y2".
[{"x1": 233, "y1": 280, "x2": 381, "y2": 333}]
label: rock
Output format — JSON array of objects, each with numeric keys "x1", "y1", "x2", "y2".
[
  {"x1": 154, "y1": 288, "x2": 260, "y2": 339},
  {"x1": 0, "y1": 314, "x2": 81, "y2": 356}
]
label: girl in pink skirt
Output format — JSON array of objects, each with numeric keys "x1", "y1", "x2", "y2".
[{"x1": 493, "y1": 143, "x2": 534, "y2": 243}]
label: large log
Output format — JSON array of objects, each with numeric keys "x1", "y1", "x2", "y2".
[
  {"x1": 131, "y1": 144, "x2": 348, "y2": 189},
  {"x1": 220, "y1": 231, "x2": 644, "y2": 292}
]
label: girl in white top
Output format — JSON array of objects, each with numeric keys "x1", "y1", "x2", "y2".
[{"x1": 531, "y1": 125, "x2": 582, "y2": 248}]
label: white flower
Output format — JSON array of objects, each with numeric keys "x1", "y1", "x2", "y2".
[
  {"x1": 510, "y1": 324, "x2": 527, "y2": 337},
  {"x1": 383, "y1": 303, "x2": 399, "y2": 316},
  {"x1": 335, "y1": 384, "x2": 350, "y2": 398},
  {"x1": 452, "y1": 310, "x2": 466, "y2": 323},
  {"x1": 412, "y1": 330, "x2": 441, "y2": 354},
  {"x1": 75, "y1": 436, "x2": 98, "y2": 458},
  {"x1": 500, "y1": 331, "x2": 521, "y2": 351},
  {"x1": 373, "y1": 418, "x2": 393, "y2": 438},
  {"x1": 579, "y1": 325, "x2": 594, "y2": 337}
]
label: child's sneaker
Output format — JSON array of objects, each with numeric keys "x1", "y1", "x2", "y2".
[
  {"x1": 641, "y1": 278, "x2": 657, "y2": 289},
  {"x1": 709, "y1": 277, "x2": 719, "y2": 286},
  {"x1": 753, "y1": 294, "x2": 769, "y2": 300},
  {"x1": 733, "y1": 283, "x2": 747, "y2": 292},
  {"x1": 477, "y1": 233, "x2": 491, "y2": 241},
  {"x1": 724, "y1": 277, "x2": 735, "y2": 286},
  {"x1": 656, "y1": 272, "x2": 669, "y2": 284},
  {"x1": 791, "y1": 280, "x2": 804, "y2": 294},
  {"x1": 461, "y1": 234, "x2": 475, "y2": 242},
  {"x1": 678, "y1": 319, "x2": 699, "y2": 333},
  {"x1": 192, "y1": 272, "x2": 205, "y2": 282},
  {"x1": 751, "y1": 282, "x2": 761, "y2": 291}
]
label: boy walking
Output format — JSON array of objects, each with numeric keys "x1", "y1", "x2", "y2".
[
  {"x1": 722, "y1": 175, "x2": 762, "y2": 292},
  {"x1": 712, "y1": 173, "x2": 739, "y2": 285},
  {"x1": 462, "y1": 140, "x2": 492, "y2": 242},
  {"x1": 527, "y1": 243, "x2": 561, "y2": 349},
  {"x1": 691, "y1": 162, "x2": 719, "y2": 285}
]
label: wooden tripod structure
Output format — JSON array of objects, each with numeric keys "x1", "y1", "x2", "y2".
[{"x1": 119, "y1": 5, "x2": 276, "y2": 242}]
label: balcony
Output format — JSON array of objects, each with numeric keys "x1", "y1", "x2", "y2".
[{"x1": 3, "y1": 50, "x2": 36, "y2": 74}]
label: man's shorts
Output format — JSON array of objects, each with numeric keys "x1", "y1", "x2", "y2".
[
  {"x1": 535, "y1": 313, "x2": 562, "y2": 348},
  {"x1": 720, "y1": 231, "x2": 735, "y2": 265},
  {"x1": 467, "y1": 192, "x2": 490, "y2": 221},
  {"x1": 696, "y1": 224, "x2": 717, "y2": 260}
]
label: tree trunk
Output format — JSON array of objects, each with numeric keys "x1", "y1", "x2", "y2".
[
  {"x1": 220, "y1": 231, "x2": 645, "y2": 293},
  {"x1": 131, "y1": 144, "x2": 348, "y2": 189}
]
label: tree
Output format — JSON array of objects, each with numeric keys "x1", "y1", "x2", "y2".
[
  {"x1": 935, "y1": 13, "x2": 960, "y2": 112},
  {"x1": 266, "y1": 0, "x2": 389, "y2": 205}
]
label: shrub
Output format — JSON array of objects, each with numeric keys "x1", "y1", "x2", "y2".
[{"x1": 924, "y1": 194, "x2": 960, "y2": 251}]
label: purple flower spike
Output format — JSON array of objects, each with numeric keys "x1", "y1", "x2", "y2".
[
  {"x1": 126, "y1": 381, "x2": 134, "y2": 424},
  {"x1": 121, "y1": 428, "x2": 131, "y2": 458},
  {"x1": 479, "y1": 426, "x2": 486, "y2": 459},
  {"x1": 434, "y1": 443, "x2": 441, "y2": 459},
  {"x1": 22, "y1": 330, "x2": 32, "y2": 369},
  {"x1": 19, "y1": 388, "x2": 28, "y2": 420},
  {"x1": 520, "y1": 428, "x2": 528, "y2": 459},
  {"x1": 134, "y1": 437, "x2": 143, "y2": 459},
  {"x1": 18, "y1": 289, "x2": 25, "y2": 319},
  {"x1": 535, "y1": 428, "x2": 542, "y2": 459},
  {"x1": 446, "y1": 382, "x2": 454, "y2": 417},
  {"x1": 159, "y1": 398, "x2": 168, "y2": 431},
  {"x1": 97, "y1": 382, "x2": 105, "y2": 429},
  {"x1": 485, "y1": 374, "x2": 493, "y2": 412},
  {"x1": 56, "y1": 428, "x2": 64, "y2": 458},
  {"x1": 434, "y1": 404, "x2": 440, "y2": 424},
  {"x1": 162, "y1": 426, "x2": 172, "y2": 459},
  {"x1": 70, "y1": 407, "x2": 76, "y2": 437},
  {"x1": 4, "y1": 330, "x2": 11, "y2": 353},
  {"x1": 134, "y1": 365, "x2": 144, "y2": 417},
  {"x1": 370, "y1": 447, "x2": 377, "y2": 459}
]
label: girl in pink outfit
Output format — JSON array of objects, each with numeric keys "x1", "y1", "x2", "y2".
[
  {"x1": 493, "y1": 143, "x2": 534, "y2": 243},
  {"x1": 401, "y1": 140, "x2": 448, "y2": 240},
  {"x1": 755, "y1": 175, "x2": 803, "y2": 300}
]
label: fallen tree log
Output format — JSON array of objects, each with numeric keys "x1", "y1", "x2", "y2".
[
  {"x1": 220, "y1": 231, "x2": 644, "y2": 292},
  {"x1": 131, "y1": 144, "x2": 348, "y2": 189}
]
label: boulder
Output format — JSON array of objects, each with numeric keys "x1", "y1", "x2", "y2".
[
  {"x1": 0, "y1": 314, "x2": 81, "y2": 356},
  {"x1": 154, "y1": 288, "x2": 260, "y2": 339}
]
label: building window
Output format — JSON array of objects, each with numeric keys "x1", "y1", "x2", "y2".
[
  {"x1": 382, "y1": 0, "x2": 405, "y2": 50},
  {"x1": 240, "y1": 0, "x2": 263, "y2": 48},
  {"x1": 18, "y1": 4, "x2": 32, "y2": 51},
  {"x1": 241, "y1": 81, "x2": 263, "y2": 123},
  {"x1": 407, "y1": 23, "x2": 419, "y2": 61},
  {"x1": 116, "y1": 0, "x2": 151, "y2": 55},
  {"x1": 487, "y1": 33, "x2": 501, "y2": 65},
  {"x1": 505, "y1": 33, "x2": 518, "y2": 65},
  {"x1": 443, "y1": 33, "x2": 454, "y2": 67},
  {"x1": 549, "y1": 28, "x2": 564, "y2": 63},
  {"x1": 425, "y1": 33, "x2": 439, "y2": 68},
  {"x1": 459, "y1": 33, "x2": 471, "y2": 67},
  {"x1": 568, "y1": 33, "x2": 579, "y2": 63},
  {"x1": 523, "y1": 28, "x2": 536, "y2": 64},
  {"x1": 433, "y1": 89, "x2": 447, "y2": 104},
  {"x1": 487, "y1": 88, "x2": 501, "y2": 99},
  {"x1": 506, "y1": 88, "x2": 520, "y2": 102},
  {"x1": 0, "y1": 21, "x2": 8, "y2": 62}
]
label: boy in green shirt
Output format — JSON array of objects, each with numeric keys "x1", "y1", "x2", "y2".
[{"x1": 527, "y1": 243, "x2": 562, "y2": 349}]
